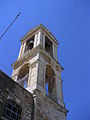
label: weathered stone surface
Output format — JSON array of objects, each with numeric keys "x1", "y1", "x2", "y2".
[
  {"x1": 34, "y1": 90, "x2": 67, "y2": 120},
  {"x1": 10, "y1": 24, "x2": 68, "y2": 120},
  {"x1": 0, "y1": 70, "x2": 34, "y2": 120}
]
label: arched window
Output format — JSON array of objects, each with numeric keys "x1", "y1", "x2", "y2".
[
  {"x1": 17, "y1": 64, "x2": 29, "y2": 89},
  {"x1": 24, "y1": 36, "x2": 34, "y2": 53},
  {"x1": 3, "y1": 99, "x2": 22, "y2": 120},
  {"x1": 45, "y1": 36, "x2": 53, "y2": 57},
  {"x1": 45, "y1": 65, "x2": 56, "y2": 101}
]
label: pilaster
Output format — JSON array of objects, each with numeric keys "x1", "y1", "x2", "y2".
[
  {"x1": 42, "y1": 33, "x2": 45, "y2": 49},
  {"x1": 34, "y1": 33, "x2": 38, "y2": 48},
  {"x1": 37, "y1": 30, "x2": 42, "y2": 46},
  {"x1": 18, "y1": 44, "x2": 23, "y2": 59}
]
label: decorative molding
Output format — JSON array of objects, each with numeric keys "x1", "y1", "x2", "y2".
[
  {"x1": 12, "y1": 46, "x2": 40, "y2": 69},
  {"x1": 21, "y1": 24, "x2": 58, "y2": 45}
]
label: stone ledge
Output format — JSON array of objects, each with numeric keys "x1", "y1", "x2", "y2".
[{"x1": 12, "y1": 45, "x2": 40, "y2": 69}]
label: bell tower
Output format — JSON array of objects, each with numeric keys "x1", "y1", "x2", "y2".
[{"x1": 12, "y1": 24, "x2": 68, "y2": 120}]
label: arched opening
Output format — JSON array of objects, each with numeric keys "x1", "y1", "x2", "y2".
[
  {"x1": 45, "y1": 36, "x2": 53, "y2": 57},
  {"x1": 24, "y1": 36, "x2": 34, "y2": 53},
  {"x1": 17, "y1": 64, "x2": 29, "y2": 89},
  {"x1": 45, "y1": 65, "x2": 56, "y2": 101},
  {"x1": 3, "y1": 99, "x2": 22, "y2": 120}
]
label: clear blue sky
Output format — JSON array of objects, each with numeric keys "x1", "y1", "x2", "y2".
[{"x1": 0, "y1": 0, "x2": 89, "y2": 120}]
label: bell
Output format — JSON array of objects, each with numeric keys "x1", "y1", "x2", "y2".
[{"x1": 29, "y1": 40, "x2": 34, "y2": 44}]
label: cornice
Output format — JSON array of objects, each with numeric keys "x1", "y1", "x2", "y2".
[
  {"x1": 12, "y1": 46, "x2": 40, "y2": 69},
  {"x1": 40, "y1": 48, "x2": 64, "y2": 71},
  {"x1": 21, "y1": 24, "x2": 59, "y2": 45}
]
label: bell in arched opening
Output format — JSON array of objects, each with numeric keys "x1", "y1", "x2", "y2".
[
  {"x1": 24, "y1": 36, "x2": 34, "y2": 53},
  {"x1": 28, "y1": 40, "x2": 34, "y2": 50}
]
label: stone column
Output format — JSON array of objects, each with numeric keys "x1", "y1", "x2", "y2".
[
  {"x1": 53, "y1": 44, "x2": 55, "y2": 59},
  {"x1": 53, "y1": 44, "x2": 57, "y2": 61},
  {"x1": 18, "y1": 44, "x2": 23, "y2": 59},
  {"x1": 55, "y1": 45, "x2": 58, "y2": 61},
  {"x1": 42, "y1": 34, "x2": 45, "y2": 49},
  {"x1": 43, "y1": 65, "x2": 46, "y2": 88},
  {"x1": 56, "y1": 74, "x2": 64, "y2": 107},
  {"x1": 27, "y1": 63, "x2": 38, "y2": 93},
  {"x1": 37, "y1": 30, "x2": 42, "y2": 46},
  {"x1": 28, "y1": 64, "x2": 31, "y2": 86},
  {"x1": 22, "y1": 42, "x2": 26, "y2": 56},
  {"x1": 37, "y1": 61, "x2": 46, "y2": 95},
  {"x1": 34, "y1": 33, "x2": 38, "y2": 48}
]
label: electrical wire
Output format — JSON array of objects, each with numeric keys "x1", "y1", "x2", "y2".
[
  {"x1": 0, "y1": 12, "x2": 21, "y2": 75},
  {"x1": 60, "y1": 0, "x2": 78, "y2": 41},
  {"x1": 0, "y1": 12, "x2": 21, "y2": 40},
  {"x1": 0, "y1": 0, "x2": 78, "y2": 75}
]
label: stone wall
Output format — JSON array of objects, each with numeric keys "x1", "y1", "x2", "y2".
[
  {"x1": 0, "y1": 70, "x2": 34, "y2": 120},
  {"x1": 34, "y1": 90, "x2": 67, "y2": 120}
]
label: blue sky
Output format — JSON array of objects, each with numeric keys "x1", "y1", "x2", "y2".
[{"x1": 0, "y1": 0, "x2": 90, "y2": 120}]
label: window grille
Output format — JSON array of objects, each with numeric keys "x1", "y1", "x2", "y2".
[{"x1": 3, "y1": 99, "x2": 21, "y2": 120}]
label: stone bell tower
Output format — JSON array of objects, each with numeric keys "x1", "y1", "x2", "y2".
[{"x1": 12, "y1": 24, "x2": 68, "y2": 120}]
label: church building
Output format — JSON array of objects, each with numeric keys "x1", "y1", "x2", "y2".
[{"x1": 0, "y1": 24, "x2": 68, "y2": 120}]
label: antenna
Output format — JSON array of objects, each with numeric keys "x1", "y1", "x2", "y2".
[{"x1": 0, "y1": 12, "x2": 21, "y2": 40}]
